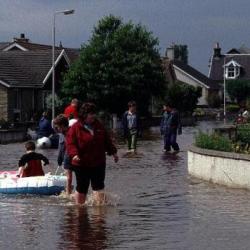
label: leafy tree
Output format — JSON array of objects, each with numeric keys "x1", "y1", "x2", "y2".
[
  {"x1": 62, "y1": 15, "x2": 166, "y2": 116},
  {"x1": 166, "y1": 83, "x2": 202, "y2": 113},
  {"x1": 227, "y1": 80, "x2": 250, "y2": 105}
]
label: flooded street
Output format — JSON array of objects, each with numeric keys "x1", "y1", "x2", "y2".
[{"x1": 1, "y1": 121, "x2": 250, "y2": 249}]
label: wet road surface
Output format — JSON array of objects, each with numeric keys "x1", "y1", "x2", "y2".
[{"x1": 0, "y1": 121, "x2": 250, "y2": 249}]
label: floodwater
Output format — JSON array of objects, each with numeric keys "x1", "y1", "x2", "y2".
[{"x1": 1, "y1": 121, "x2": 250, "y2": 249}]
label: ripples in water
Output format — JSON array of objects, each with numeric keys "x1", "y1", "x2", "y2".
[{"x1": 0, "y1": 122, "x2": 250, "y2": 249}]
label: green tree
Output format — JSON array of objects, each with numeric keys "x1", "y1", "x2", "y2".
[
  {"x1": 62, "y1": 15, "x2": 166, "y2": 116},
  {"x1": 166, "y1": 83, "x2": 202, "y2": 113},
  {"x1": 227, "y1": 80, "x2": 250, "y2": 105}
]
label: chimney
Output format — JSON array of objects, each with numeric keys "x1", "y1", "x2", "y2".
[
  {"x1": 213, "y1": 42, "x2": 221, "y2": 58},
  {"x1": 165, "y1": 44, "x2": 175, "y2": 60},
  {"x1": 13, "y1": 33, "x2": 29, "y2": 43}
]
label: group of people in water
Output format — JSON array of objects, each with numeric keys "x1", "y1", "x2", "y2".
[{"x1": 17, "y1": 99, "x2": 181, "y2": 205}]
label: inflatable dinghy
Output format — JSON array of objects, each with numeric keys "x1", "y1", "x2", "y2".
[{"x1": 0, "y1": 171, "x2": 66, "y2": 195}]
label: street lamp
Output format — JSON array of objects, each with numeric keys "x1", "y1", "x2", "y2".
[
  {"x1": 52, "y1": 9, "x2": 75, "y2": 120},
  {"x1": 223, "y1": 56, "x2": 226, "y2": 119}
]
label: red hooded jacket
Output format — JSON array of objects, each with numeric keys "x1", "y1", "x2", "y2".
[
  {"x1": 66, "y1": 119, "x2": 117, "y2": 168},
  {"x1": 64, "y1": 105, "x2": 78, "y2": 119}
]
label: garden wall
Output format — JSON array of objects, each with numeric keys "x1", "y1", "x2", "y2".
[
  {"x1": 0, "y1": 129, "x2": 26, "y2": 144},
  {"x1": 188, "y1": 145, "x2": 250, "y2": 189}
]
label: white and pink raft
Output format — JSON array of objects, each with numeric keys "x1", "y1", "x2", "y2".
[{"x1": 0, "y1": 171, "x2": 66, "y2": 195}]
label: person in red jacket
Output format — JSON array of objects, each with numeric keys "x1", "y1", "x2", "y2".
[
  {"x1": 64, "y1": 98, "x2": 79, "y2": 119},
  {"x1": 66, "y1": 102, "x2": 119, "y2": 205},
  {"x1": 17, "y1": 141, "x2": 49, "y2": 178}
]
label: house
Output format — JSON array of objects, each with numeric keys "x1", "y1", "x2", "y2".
[
  {"x1": 163, "y1": 44, "x2": 220, "y2": 106},
  {"x1": 0, "y1": 34, "x2": 79, "y2": 122},
  {"x1": 209, "y1": 42, "x2": 250, "y2": 82}
]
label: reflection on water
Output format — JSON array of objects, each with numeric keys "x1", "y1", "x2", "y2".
[
  {"x1": 1, "y1": 121, "x2": 250, "y2": 249},
  {"x1": 58, "y1": 206, "x2": 110, "y2": 250}
]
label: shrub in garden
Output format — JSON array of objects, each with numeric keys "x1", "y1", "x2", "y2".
[
  {"x1": 207, "y1": 92, "x2": 221, "y2": 108},
  {"x1": 236, "y1": 124, "x2": 250, "y2": 144},
  {"x1": 226, "y1": 104, "x2": 240, "y2": 113},
  {"x1": 0, "y1": 119, "x2": 11, "y2": 129},
  {"x1": 195, "y1": 131, "x2": 233, "y2": 152}
]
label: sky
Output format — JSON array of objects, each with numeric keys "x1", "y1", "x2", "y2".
[{"x1": 1, "y1": 0, "x2": 250, "y2": 74}]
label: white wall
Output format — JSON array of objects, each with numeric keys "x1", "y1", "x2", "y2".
[
  {"x1": 174, "y1": 66, "x2": 208, "y2": 105},
  {"x1": 188, "y1": 146, "x2": 250, "y2": 189}
]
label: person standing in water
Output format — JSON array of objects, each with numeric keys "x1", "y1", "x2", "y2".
[
  {"x1": 122, "y1": 101, "x2": 141, "y2": 153},
  {"x1": 160, "y1": 102, "x2": 181, "y2": 153},
  {"x1": 53, "y1": 114, "x2": 76, "y2": 195},
  {"x1": 66, "y1": 102, "x2": 119, "y2": 205}
]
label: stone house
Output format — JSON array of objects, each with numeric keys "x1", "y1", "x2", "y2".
[
  {"x1": 163, "y1": 44, "x2": 220, "y2": 106},
  {"x1": 0, "y1": 34, "x2": 79, "y2": 122},
  {"x1": 209, "y1": 42, "x2": 250, "y2": 82}
]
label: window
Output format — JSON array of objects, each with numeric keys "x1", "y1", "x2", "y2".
[
  {"x1": 224, "y1": 60, "x2": 241, "y2": 79},
  {"x1": 227, "y1": 66, "x2": 235, "y2": 78}
]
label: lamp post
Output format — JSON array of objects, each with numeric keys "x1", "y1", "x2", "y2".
[
  {"x1": 223, "y1": 56, "x2": 226, "y2": 119},
  {"x1": 52, "y1": 9, "x2": 75, "y2": 120}
]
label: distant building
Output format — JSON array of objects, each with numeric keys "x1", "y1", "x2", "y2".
[
  {"x1": 0, "y1": 34, "x2": 79, "y2": 122},
  {"x1": 163, "y1": 44, "x2": 220, "y2": 106},
  {"x1": 209, "y1": 42, "x2": 250, "y2": 82}
]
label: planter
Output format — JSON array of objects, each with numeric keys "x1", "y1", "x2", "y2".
[{"x1": 188, "y1": 145, "x2": 250, "y2": 189}]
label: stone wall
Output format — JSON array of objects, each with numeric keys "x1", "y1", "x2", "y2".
[{"x1": 188, "y1": 146, "x2": 250, "y2": 189}]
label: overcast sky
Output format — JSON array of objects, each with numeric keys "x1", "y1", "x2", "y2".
[{"x1": 1, "y1": 0, "x2": 250, "y2": 74}]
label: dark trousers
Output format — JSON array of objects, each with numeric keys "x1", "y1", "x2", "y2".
[
  {"x1": 127, "y1": 129, "x2": 137, "y2": 150},
  {"x1": 164, "y1": 132, "x2": 179, "y2": 151}
]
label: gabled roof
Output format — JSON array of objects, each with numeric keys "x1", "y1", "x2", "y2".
[
  {"x1": 172, "y1": 60, "x2": 220, "y2": 90},
  {"x1": 209, "y1": 54, "x2": 250, "y2": 81},
  {"x1": 238, "y1": 45, "x2": 250, "y2": 54},
  {"x1": 227, "y1": 48, "x2": 240, "y2": 54},
  {"x1": 0, "y1": 42, "x2": 10, "y2": 50},
  {"x1": 1, "y1": 41, "x2": 80, "y2": 62},
  {"x1": 0, "y1": 50, "x2": 67, "y2": 88},
  {"x1": 224, "y1": 59, "x2": 241, "y2": 68},
  {"x1": 2, "y1": 41, "x2": 58, "y2": 51}
]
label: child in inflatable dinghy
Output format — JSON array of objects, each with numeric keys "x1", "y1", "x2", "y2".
[{"x1": 17, "y1": 141, "x2": 49, "y2": 178}]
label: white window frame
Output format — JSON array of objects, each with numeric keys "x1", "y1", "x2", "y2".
[{"x1": 224, "y1": 60, "x2": 241, "y2": 79}]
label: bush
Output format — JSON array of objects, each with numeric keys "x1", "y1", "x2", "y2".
[
  {"x1": 237, "y1": 124, "x2": 250, "y2": 144},
  {"x1": 226, "y1": 104, "x2": 240, "y2": 113},
  {"x1": 227, "y1": 80, "x2": 250, "y2": 105},
  {"x1": 207, "y1": 92, "x2": 221, "y2": 108},
  {"x1": 166, "y1": 83, "x2": 202, "y2": 114},
  {"x1": 246, "y1": 98, "x2": 250, "y2": 111},
  {"x1": 195, "y1": 131, "x2": 233, "y2": 152},
  {"x1": 0, "y1": 119, "x2": 11, "y2": 129},
  {"x1": 193, "y1": 108, "x2": 205, "y2": 117}
]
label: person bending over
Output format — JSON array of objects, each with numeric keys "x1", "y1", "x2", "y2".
[{"x1": 54, "y1": 114, "x2": 76, "y2": 195}]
